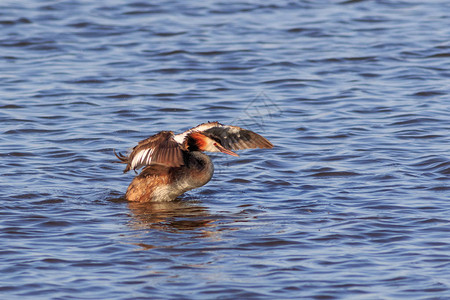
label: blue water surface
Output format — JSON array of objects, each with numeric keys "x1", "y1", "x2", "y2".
[{"x1": 1, "y1": 0, "x2": 449, "y2": 299}]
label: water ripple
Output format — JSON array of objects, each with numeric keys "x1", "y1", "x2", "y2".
[{"x1": 1, "y1": 0, "x2": 449, "y2": 299}]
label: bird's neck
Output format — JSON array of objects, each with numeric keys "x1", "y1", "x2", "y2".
[{"x1": 180, "y1": 151, "x2": 214, "y2": 188}]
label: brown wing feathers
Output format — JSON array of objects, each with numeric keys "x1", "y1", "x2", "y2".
[
  {"x1": 115, "y1": 131, "x2": 184, "y2": 173},
  {"x1": 203, "y1": 126, "x2": 273, "y2": 150},
  {"x1": 115, "y1": 122, "x2": 273, "y2": 173}
]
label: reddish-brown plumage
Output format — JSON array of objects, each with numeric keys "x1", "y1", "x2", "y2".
[
  {"x1": 187, "y1": 132, "x2": 209, "y2": 151},
  {"x1": 125, "y1": 165, "x2": 172, "y2": 202}
]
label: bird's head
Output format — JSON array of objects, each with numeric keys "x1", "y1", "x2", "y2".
[{"x1": 187, "y1": 132, "x2": 238, "y2": 156}]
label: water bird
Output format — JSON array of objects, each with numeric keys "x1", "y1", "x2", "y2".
[{"x1": 115, "y1": 122, "x2": 273, "y2": 202}]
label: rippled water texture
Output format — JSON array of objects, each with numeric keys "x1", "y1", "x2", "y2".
[{"x1": 1, "y1": 0, "x2": 449, "y2": 299}]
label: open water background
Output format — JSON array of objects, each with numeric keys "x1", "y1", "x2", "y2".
[{"x1": 1, "y1": 0, "x2": 449, "y2": 299}]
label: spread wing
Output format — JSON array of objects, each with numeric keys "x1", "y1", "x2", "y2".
[
  {"x1": 174, "y1": 121, "x2": 273, "y2": 151},
  {"x1": 115, "y1": 131, "x2": 184, "y2": 173},
  {"x1": 203, "y1": 124, "x2": 273, "y2": 150}
]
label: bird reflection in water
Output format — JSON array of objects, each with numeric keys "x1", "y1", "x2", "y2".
[{"x1": 126, "y1": 199, "x2": 219, "y2": 249}]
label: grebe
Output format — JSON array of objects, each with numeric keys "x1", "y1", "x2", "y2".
[{"x1": 115, "y1": 121, "x2": 273, "y2": 202}]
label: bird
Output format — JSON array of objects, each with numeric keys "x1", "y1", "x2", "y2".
[{"x1": 114, "y1": 121, "x2": 273, "y2": 202}]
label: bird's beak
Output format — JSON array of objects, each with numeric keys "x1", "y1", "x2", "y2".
[{"x1": 215, "y1": 143, "x2": 239, "y2": 157}]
